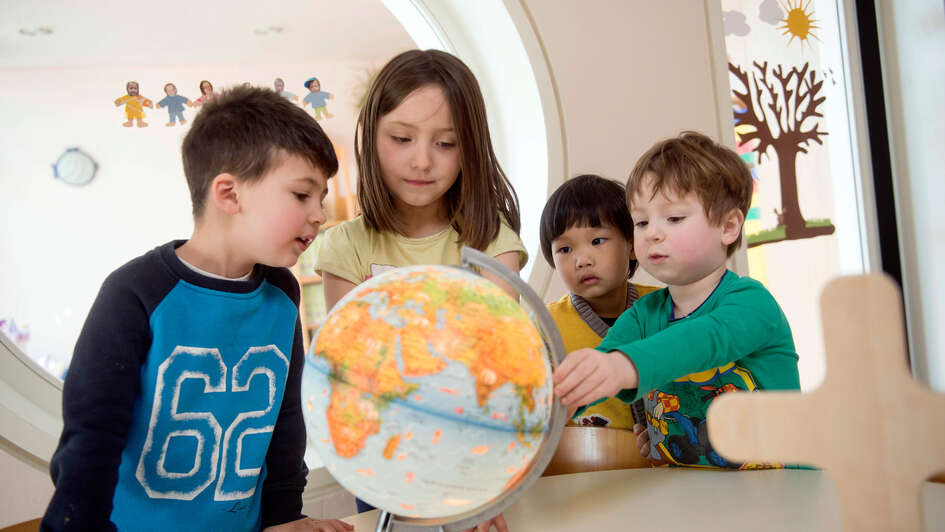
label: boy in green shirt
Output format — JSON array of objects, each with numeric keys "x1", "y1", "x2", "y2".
[{"x1": 553, "y1": 131, "x2": 800, "y2": 469}]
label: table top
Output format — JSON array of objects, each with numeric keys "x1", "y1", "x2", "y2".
[{"x1": 340, "y1": 468, "x2": 945, "y2": 531}]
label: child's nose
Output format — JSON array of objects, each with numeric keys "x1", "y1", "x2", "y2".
[
  {"x1": 309, "y1": 204, "x2": 327, "y2": 225},
  {"x1": 410, "y1": 145, "x2": 432, "y2": 171},
  {"x1": 644, "y1": 225, "x2": 663, "y2": 242},
  {"x1": 575, "y1": 253, "x2": 592, "y2": 268}
]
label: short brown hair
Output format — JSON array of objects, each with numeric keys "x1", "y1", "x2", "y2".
[
  {"x1": 355, "y1": 49, "x2": 520, "y2": 250},
  {"x1": 626, "y1": 131, "x2": 752, "y2": 256},
  {"x1": 182, "y1": 85, "x2": 338, "y2": 218}
]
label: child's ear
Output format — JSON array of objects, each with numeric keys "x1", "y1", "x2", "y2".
[
  {"x1": 210, "y1": 173, "x2": 241, "y2": 215},
  {"x1": 720, "y1": 208, "x2": 745, "y2": 247}
]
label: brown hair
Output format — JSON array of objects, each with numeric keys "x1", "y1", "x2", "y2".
[
  {"x1": 182, "y1": 85, "x2": 338, "y2": 218},
  {"x1": 626, "y1": 131, "x2": 752, "y2": 256},
  {"x1": 355, "y1": 49, "x2": 520, "y2": 250}
]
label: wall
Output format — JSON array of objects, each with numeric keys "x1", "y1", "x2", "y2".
[
  {"x1": 522, "y1": 1, "x2": 728, "y2": 299},
  {"x1": 0, "y1": 447, "x2": 53, "y2": 527},
  {"x1": 523, "y1": 1, "x2": 725, "y2": 189},
  {"x1": 876, "y1": 0, "x2": 945, "y2": 390},
  {"x1": 0, "y1": 61, "x2": 374, "y2": 375}
]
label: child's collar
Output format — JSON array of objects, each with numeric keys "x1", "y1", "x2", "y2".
[{"x1": 668, "y1": 270, "x2": 731, "y2": 322}]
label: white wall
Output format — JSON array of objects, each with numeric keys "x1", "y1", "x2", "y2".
[
  {"x1": 523, "y1": 1, "x2": 725, "y2": 186},
  {"x1": 522, "y1": 0, "x2": 729, "y2": 295},
  {"x1": 0, "y1": 447, "x2": 53, "y2": 527},
  {"x1": 876, "y1": 0, "x2": 945, "y2": 391},
  {"x1": 0, "y1": 62, "x2": 372, "y2": 374}
]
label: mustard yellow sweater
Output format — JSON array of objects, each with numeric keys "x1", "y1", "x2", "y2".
[{"x1": 547, "y1": 282, "x2": 660, "y2": 429}]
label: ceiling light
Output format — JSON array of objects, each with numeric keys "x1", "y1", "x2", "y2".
[
  {"x1": 253, "y1": 25, "x2": 285, "y2": 36},
  {"x1": 18, "y1": 27, "x2": 53, "y2": 36}
]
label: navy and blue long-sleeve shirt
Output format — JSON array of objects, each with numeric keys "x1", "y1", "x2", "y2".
[{"x1": 42, "y1": 241, "x2": 308, "y2": 531}]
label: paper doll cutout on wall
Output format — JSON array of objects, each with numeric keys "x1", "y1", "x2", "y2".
[
  {"x1": 730, "y1": 60, "x2": 835, "y2": 246},
  {"x1": 0, "y1": 318, "x2": 30, "y2": 349},
  {"x1": 156, "y1": 83, "x2": 191, "y2": 127},
  {"x1": 274, "y1": 77, "x2": 298, "y2": 102},
  {"x1": 192, "y1": 80, "x2": 216, "y2": 107},
  {"x1": 303, "y1": 77, "x2": 334, "y2": 120},
  {"x1": 114, "y1": 81, "x2": 153, "y2": 128}
]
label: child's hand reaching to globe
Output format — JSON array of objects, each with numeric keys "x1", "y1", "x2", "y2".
[
  {"x1": 553, "y1": 348, "x2": 639, "y2": 408},
  {"x1": 263, "y1": 517, "x2": 354, "y2": 532}
]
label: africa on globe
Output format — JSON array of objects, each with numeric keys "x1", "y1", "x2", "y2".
[{"x1": 301, "y1": 264, "x2": 554, "y2": 519}]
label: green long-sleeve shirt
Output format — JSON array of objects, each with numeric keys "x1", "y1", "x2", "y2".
[{"x1": 598, "y1": 270, "x2": 800, "y2": 468}]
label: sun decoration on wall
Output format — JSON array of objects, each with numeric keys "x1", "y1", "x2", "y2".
[{"x1": 779, "y1": 0, "x2": 820, "y2": 48}]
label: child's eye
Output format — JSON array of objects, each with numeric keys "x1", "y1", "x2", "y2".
[
  {"x1": 391, "y1": 136, "x2": 411, "y2": 143},
  {"x1": 667, "y1": 216, "x2": 685, "y2": 224},
  {"x1": 634, "y1": 221, "x2": 648, "y2": 229},
  {"x1": 436, "y1": 141, "x2": 456, "y2": 149},
  {"x1": 294, "y1": 192, "x2": 310, "y2": 201},
  {"x1": 591, "y1": 237, "x2": 606, "y2": 245},
  {"x1": 555, "y1": 246, "x2": 571, "y2": 255}
]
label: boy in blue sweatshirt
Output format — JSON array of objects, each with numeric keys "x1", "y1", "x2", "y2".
[{"x1": 43, "y1": 86, "x2": 353, "y2": 531}]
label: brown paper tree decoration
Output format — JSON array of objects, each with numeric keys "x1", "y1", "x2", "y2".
[{"x1": 730, "y1": 60, "x2": 835, "y2": 244}]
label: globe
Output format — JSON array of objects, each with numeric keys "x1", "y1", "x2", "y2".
[{"x1": 301, "y1": 259, "x2": 564, "y2": 527}]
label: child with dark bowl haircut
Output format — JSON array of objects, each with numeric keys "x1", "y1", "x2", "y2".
[{"x1": 540, "y1": 174, "x2": 660, "y2": 429}]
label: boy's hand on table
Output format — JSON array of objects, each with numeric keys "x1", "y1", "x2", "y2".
[
  {"x1": 263, "y1": 517, "x2": 354, "y2": 532},
  {"x1": 460, "y1": 512, "x2": 509, "y2": 532},
  {"x1": 633, "y1": 423, "x2": 651, "y2": 459},
  {"x1": 553, "y1": 348, "x2": 639, "y2": 408}
]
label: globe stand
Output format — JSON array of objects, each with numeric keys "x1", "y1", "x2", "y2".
[
  {"x1": 364, "y1": 248, "x2": 568, "y2": 532},
  {"x1": 375, "y1": 511, "x2": 445, "y2": 532}
]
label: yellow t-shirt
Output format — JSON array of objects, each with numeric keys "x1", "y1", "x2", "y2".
[
  {"x1": 547, "y1": 283, "x2": 661, "y2": 429},
  {"x1": 313, "y1": 216, "x2": 527, "y2": 284}
]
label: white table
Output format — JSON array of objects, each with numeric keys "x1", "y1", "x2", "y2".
[{"x1": 340, "y1": 468, "x2": 945, "y2": 531}]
